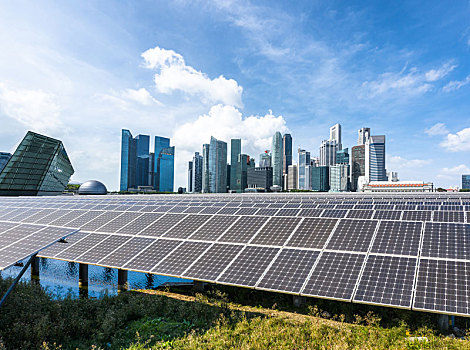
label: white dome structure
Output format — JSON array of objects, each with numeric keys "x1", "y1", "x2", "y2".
[{"x1": 78, "y1": 180, "x2": 107, "y2": 195}]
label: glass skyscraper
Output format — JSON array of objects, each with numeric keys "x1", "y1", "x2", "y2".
[
  {"x1": 157, "y1": 146, "x2": 175, "y2": 192},
  {"x1": 0, "y1": 131, "x2": 74, "y2": 196},
  {"x1": 366, "y1": 135, "x2": 386, "y2": 182},
  {"x1": 202, "y1": 143, "x2": 210, "y2": 193},
  {"x1": 462, "y1": 175, "x2": 470, "y2": 190},
  {"x1": 135, "y1": 135, "x2": 150, "y2": 188},
  {"x1": 351, "y1": 145, "x2": 365, "y2": 191},
  {"x1": 208, "y1": 136, "x2": 227, "y2": 193},
  {"x1": 271, "y1": 132, "x2": 283, "y2": 188},
  {"x1": 298, "y1": 148, "x2": 311, "y2": 190},
  {"x1": 282, "y1": 134, "x2": 292, "y2": 176},
  {"x1": 189, "y1": 152, "x2": 203, "y2": 193},
  {"x1": 336, "y1": 148, "x2": 349, "y2": 165},
  {"x1": 230, "y1": 139, "x2": 241, "y2": 191},
  {"x1": 259, "y1": 151, "x2": 271, "y2": 167},
  {"x1": 311, "y1": 166, "x2": 329, "y2": 192},
  {"x1": 120, "y1": 129, "x2": 137, "y2": 191}
]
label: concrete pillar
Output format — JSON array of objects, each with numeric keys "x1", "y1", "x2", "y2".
[
  {"x1": 438, "y1": 314, "x2": 449, "y2": 332},
  {"x1": 293, "y1": 295, "x2": 306, "y2": 308},
  {"x1": 30, "y1": 257, "x2": 40, "y2": 284},
  {"x1": 117, "y1": 269, "x2": 128, "y2": 293},
  {"x1": 193, "y1": 280, "x2": 205, "y2": 292},
  {"x1": 78, "y1": 263, "x2": 88, "y2": 299}
]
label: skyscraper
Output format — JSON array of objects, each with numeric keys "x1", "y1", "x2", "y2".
[
  {"x1": 330, "y1": 123, "x2": 342, "y2": 150},
  {"x1": 202, "y1": 143, "x2": 210, "y2": 193},
  {"x1": 235, "y1": 154, "x2": 253, "y2": 192},
  {"x1": 148, "y1": 152, "x2": 155, "y2": 188},
  {"x1": 336, "y1": 148, "x2": 349, "y2": 165},
  {"x1": 192, "y1": 152, "x2": 203, "y2": 193},
  {"x1": 311, "y1": 166, "x2": 329, "y2": 192},
  {"x1": 319, "y1": 140, "x2": 337, "y2": 166},
  {"x1": 287, "y1": 164, "x2": 298, "y2": 190},
  {"x1": 271, "y1": 132, "x2": 283, "y2": 188},
  {"x1": 282, "y1": 134, "x2": 292, "y2": 176},
  {"x1": 188, "y1": 161, "x2": 193, "y2": 193},
  {"x1": 135, "y1": 134, "x2": 150, "y2": 187},
  {"x1": 462, "y1": 175, "x2": 470, "y2": 190},
  {"x1": 351, "y1": 145, "x2": 365, "y2": 191},
  {"x1": 329, "y1": 164, "x2": 349, "y2": 192},
  {"x1": 230, "y1": 139, "x2": 241, "y2": 191},
  {"x1": 298, "y1": 148, "x2": 311, "y2": 190},
  {"x1": 259, "y1": 151, "x2": 271, "y2": 167},
  {"x1": 358, "y1": 127, "x2": 371, "y2": 145},
  {"x1": 366, "y1": 135, "x2": 386, "y2": 182},
  {"x1": 120, "y1": 129, "x2": 137, "y2": 191},
  {"x1": 154, "y1": 136, "x2": 174, "y2": 192},
  {"x1": 209, "y1": 136, "x2": 227, "y2": 193}
]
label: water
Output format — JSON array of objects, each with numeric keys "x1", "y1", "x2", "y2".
[{"x1": 0, "y1": 257, "x2": 190, "y2": 299}]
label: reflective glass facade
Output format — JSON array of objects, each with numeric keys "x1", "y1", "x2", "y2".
[
  {"x1": 367, "y1": 136, "x2": 386, "y2": 182},
  {"x1": 208, "y1": 136, "x2": 227, "y2": 193},
  {"x1": 298, "y1": 149, "x2": 311, "y2": 190},
  {"x1": 0, "y1": 131, "x2": 74, "y2": 196},
  {"x1": 462, "y1": 175, "x2": 470, "y2": 190},
  {"x1": 283, "y1": 134, "x2": 292, "y2": 176},
  {"x1": 157, "y1": 146, "x2": 174, "y2": 192},
  {"x1": 0, "y1": 152, "x2": 11, "y2": 173},
  {"x1": 271, "y1": 132, "x2": 283, "y2": 188},
  {"x1": 311, "y1": 166, "x2": 329, "y2": 192},
  {"x1": 120, "y1": 129, "x2": 136, "y2": 191},
  {"x1": 351, "y1": 145, "x2": 365, "y2": 192},
  {"x1": 230, "y1": 139, "x2": 241, "y2": 191}
]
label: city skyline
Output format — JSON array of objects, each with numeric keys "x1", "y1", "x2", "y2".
[{"x1": 0, "y1": 1, "x2": 469, "y2": 190}]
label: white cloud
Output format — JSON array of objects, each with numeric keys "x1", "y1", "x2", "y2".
[
  {"x1": 387, "y1": 155, "x2": 432, "y2": 169},
  {"x1": 440, "y1": 128, "x2": 470, "y2": 151},
  {"x1": 171, "y1": 104, "x2": 288, "y2": 187},
  {"x1": 0, "y1": 83, "x2": 63, "y2": 133},
  {"x1": 424, "y1": 62, "x2": 456, "y2": 82},
  {"x1": 440, "y1": 164, "x2": 470, "y2": 175},
  {"x1": 442, "y1": 75, "x2": 470, "y2": 92},
  {"x1": 424, "y1": 122, "x2": 449, "y2": 136},
  {"x1": 122, "y1": 88, "x2": 162, "y2": 106},
  {"x1": 141, "y1": 46, "x2": 243, "y2": 107},
  {"x1": 361, "y1": 62, "x2": 456, "y2": 98}
]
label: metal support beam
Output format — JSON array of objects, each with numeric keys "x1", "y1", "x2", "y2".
[
  {"x1": 117, "y1": 269, "x2": 128, "y2": 293},
  {"x1": 30, "y1": 256, "x2": 40, "y2": 285},
  {"x1": 293, "y1": 295, "x2": 306, "y2": 308},
  {"x1": 0, "y1": 254, "x2": 37, "y2": 309},
  {"x1": 78, "y1": 263, "x2": 88, "y2": 299},
  {"x1": 193, "y1": 280, "x2": 205, "y2": 292}
]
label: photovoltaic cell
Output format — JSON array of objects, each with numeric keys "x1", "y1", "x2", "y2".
[
  {"x1": 321, "y1": 209, "x2": 347, "y2": 218},
  {"x1": 152, "y1": 241, "x2": 211, "y2": 276},
  {"x1": 183, "y1": 243, "x2": 243, "y2": 281},
  {"x1": 34, "y1": 210, "x2": 73, "y2": 225},
  {"x1": 276, "y1": 209, "x2": 299, "y2": 217},
  {"x1": 56, "y1": 233, "x2": 110, "y2": 261},
  {"x1": 217, "y1": 207, "x2": 239, "y2": 215},
  {"x1": 250, "y1": 217, "x2": 301, "y2": 246},
  {"x1": 413, "y1": 259, "x2": 470, "y2": 315},
  {"x1": 298, "y1": 209, "x2": 324, "y2": 218},
  {"x1": 234, "y1": 207, "x2": 259, "y2": 216},
  {"x1": 402, "y1": 211, "x2": 431, "y2": 222},
  {"x1": 257, "y1": 249, "x2": 319, "y2": 294},
  {"x1": 76, "y1": 235, "x2": 132, "y2": 264},
  {"x1": 80, "y1": 212, "x2": 123, "y2": 231},
  {"x1": 163, "y1": 214, "x2": 212, "y2": 239},
  {"x1": 48, "y1": 210, "x2": 88, "y2": 227},
  {"x1": 65, "y1": 211, "x2": 105, "y2": 228},
  {"x1": 255, "y1": 208, "x2": 279, "y2": 216},
  {"x1": 354, "y1": 255, "x2": 416, "y2": 308},
  {"x1": 116, "y1": 212, "x2": 163, "y2": 235},
  {"x1": 302, "y1": 252, "x2": 365, "y2": 301},
  {"x1": 346, "y1": 210, "x2": 374, "y2": 219},
  {"x1": 326, "y1": 219, "x2": 378, "y2": 252},
  {"x1": 371, "y1": 221, "x2": 422, "y2": 256},
  {"x1": 218, "y1": 246, "x2": 280, "y2": 287},
  {"x1": 97, "y1": 212, "x2": 143, "y2": 233},
  {"x1": 421, "y1": 222, "x2": 470, "y2": 259},
  {"x1": 39, "y1": 231, "x2": 91, "y2": 258},
  {"x1": 285, "y1": 218, "x2": 337, "y2": 249},
  {"x1": 199, "y1": 207, "x2": 222, "y2": 214},
  {"x1": 218, "y1": 216, "x2": 268, "y2": 243},
  {"x1": 189, "y1": 215, "x2": 238, "y2": 241},
  {"x1": 123, "y1": 239, "x2": 182, "y2": 272}
]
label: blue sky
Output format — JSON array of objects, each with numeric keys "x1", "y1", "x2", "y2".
[{"x1": 0, "y1": 0, "x2": 469, "y2": 190}]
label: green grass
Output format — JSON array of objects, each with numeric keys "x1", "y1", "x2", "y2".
[{"x1": 1, "y1": 276, "x2": 469, "y2": 349}]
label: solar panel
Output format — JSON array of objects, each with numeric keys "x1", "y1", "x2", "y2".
[
  {"x1": 234, "y1": 207, "x2": 259, "y2": 216},
  {"x1": 302, "y1": 252, "x2": 365, "y2": 301},
  {"x1": 116, "y1": 213, "x2": 163, "y2": 235},
  {"x1": 55, "y1": 233, "x2": 110, "y2": 261},
  {"x1": 48, "y1": 210, "x2": 89, "y2": 227},
  {"x1": 371, "y1": 221, "x2": 422, "y2": 256},
  {"x1": 75, "y1": 235, "x2": 132, "y2": 264},
  {"x1": 218, "y1": 246, "x2": 280, "y2": 287},
  {"x1": 80, "y1": 211, "x2": 123, "y2": 231},
  {"x1": 421, "y1": 222, "x2": 470, "y2": 259},
  {"x1": 152, "y1": 241, "x2": 211, "y2": 276},
  {"x1": 401, "y1": 211, "x2": 431, "y2": 222},
  {"x1": 39, "y1": 231, "x2": 91, "y2": 258},
  {"x1": 163, "y1": 214, "x2": 212, "y2": 239},
  {"x1": 217, "y1": 216, "x2": 268, "y2": 243},
  {"x1": 123, "y1": 239, "x2": 182, "y2": 272},
  {"x1": 199, "y1": 207, "x2": 222, "y2": 214},
  {"x1": 433, "y1": 211, "x2": 465, "y2": 223},
  {"x1": 217, "y1": 207, "x2": 239, "y2": 215},
  {"x1": 96, "y1": 237, "x2": 156, "y2": 268},
  {"x1": 97, "y1": 212, "x2": 143, "y2": 233},
  {"x1": 34, "y1": 210, "x2": 73, "y2": 225},
  {"x1": 413, "y1": 258, "x2": 470, "y2": 315},
  {"x1": 0, "y1": 221, "x2": 19, "y2": 233},
  {"x1": 183, "y1": 243, "x2": 243, "y2": 282},
  {"x1": 257, "y1": 249, "x2": 320, "y2": 294},
  {"x1": 138, "y1": 213, "x2": 187, "y2": 237},
  {"x1": 285, "y1": 218, "x2": 337, "y2": 249},
  {"x1": 189, "y1": 215, "x2": 238, "y2": 241},
  {"x1": 254, "y1": 208, "x2": 279, "y2": 216},
  {"x1": 373, "y1": 210, "x2": 402, "y2": 220},
  {"x1": 298, "y1": 209, "x2": 323, "y2": 218},
  {"x1": 354, "y1": 255, "x2": 416, "y2": 308},
  {"x1": 65, "y1": 210, "x2": 105, "y2": 228},
  {"x1": 346, "y1": 210, "x2": 374, "y2": 219},
  {"x1": 321, "y1": 209, "x2": 347, "y2": 218},
  {"x1": 276, "y1": 209, "x2": 299, "y2": 217},
  {"x1": 326, "y1": 219, "x2": 378, "y2": 252},
  {"x1": 250, "y1": 217, "x2": 301, "y2": 246}
]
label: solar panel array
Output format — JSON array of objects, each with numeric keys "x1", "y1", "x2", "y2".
[{"x1": 1, "y1": 192, "x2": 470, "y2": 316}]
